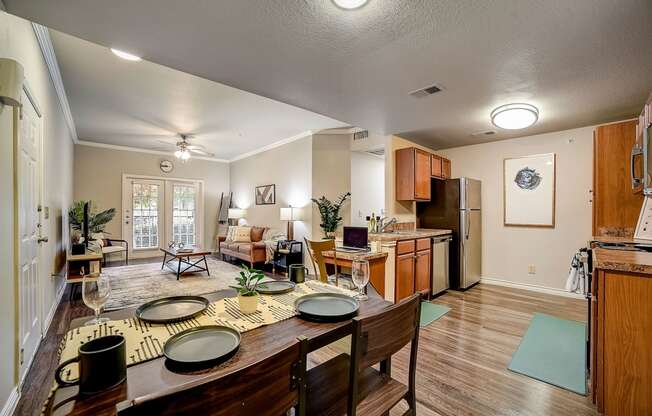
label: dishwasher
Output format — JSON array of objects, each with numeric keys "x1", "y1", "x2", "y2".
[{"x1": 431, "y1": 236, "x2": 452, "y2": 297}]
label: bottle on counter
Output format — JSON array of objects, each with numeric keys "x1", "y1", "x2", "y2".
[{"x1": 369, "y1": 213, "x2": 376, "y2": 233}]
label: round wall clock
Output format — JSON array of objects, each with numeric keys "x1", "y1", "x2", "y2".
[{"x1": 160, "y1": 160, "x2": 174, "y2": 173}]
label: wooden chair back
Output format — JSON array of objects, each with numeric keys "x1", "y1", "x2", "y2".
[
  {"x1": 304, "y1": 238, "x2": 338, "y2": 283},
  {"x1": 348, "y1": 294, "x2": 422, "y2": 415},
  {"x1": 116, "y1": 337, "x2": 308, "y2": 416}
]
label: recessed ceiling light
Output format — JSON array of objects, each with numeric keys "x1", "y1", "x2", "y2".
[
  {"x1": 332, "y1": 0, "x2": 369, "y2": 10},
  {"x1": 490, "y1": 103, "x2": 539, "y2": 130},
  {"x1": 110, "y1": 48, "x2": 142, "y2": 61}
]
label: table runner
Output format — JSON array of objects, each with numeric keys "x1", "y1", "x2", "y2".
[{"x1": 56, "y1": 280, "x2": 354, "y2": 383}]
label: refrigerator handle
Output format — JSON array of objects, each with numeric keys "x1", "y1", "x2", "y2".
[{"x1": 465, "y1": 210, "x2": 470, "y2": 240}]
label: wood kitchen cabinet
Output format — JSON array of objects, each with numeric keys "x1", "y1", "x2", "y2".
[
  {"x1": 394, "y1": 238, "x2": 431, "y2": 302},
  {"x1": 592, "y1": 120, "x2": 642, "y2": 236},
  {"x1": 431, "y1": 154, "x2": 451, "y2": 180},
  {"x1": 396, "y1": 147, "x2": 431, "y2": 201},
  {"x1": 592, "y1": 266, "x2": 652, "y2": 415}
]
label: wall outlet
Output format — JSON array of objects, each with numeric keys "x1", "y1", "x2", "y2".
[{"x1": 528, "y1": 265, "x2": 536, "y2": 274}]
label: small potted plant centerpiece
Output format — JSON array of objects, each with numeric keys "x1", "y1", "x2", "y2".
[{"x1": 230, "y1": 265, "x2": 266, "y2": 314}]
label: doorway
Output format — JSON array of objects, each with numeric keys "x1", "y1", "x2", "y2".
[
  {"x1": 17, "y1": 86, "x2": 44, "y2": 383},
  {"x1": 122, "y1": 175, "x2": 204, "y2": 258}
]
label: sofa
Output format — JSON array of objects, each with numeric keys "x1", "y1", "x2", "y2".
[{"x1": 219, "y1": 226, "x2": 268, "y2": 267}]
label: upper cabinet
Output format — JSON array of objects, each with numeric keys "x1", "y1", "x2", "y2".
[
  {"x1": 396, "y1": 147, "x2": 451, "y2": 201},
  {"x1": 636, "y1": 92, "x2": 652, "y2": 148},
  {"x1": 431, "y1": 154, "x2": 451, "y2": 180}
]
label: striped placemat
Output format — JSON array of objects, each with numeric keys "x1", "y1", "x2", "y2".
[{"x1": 57, "y1": 280, "x2": 353, "y2": 382}]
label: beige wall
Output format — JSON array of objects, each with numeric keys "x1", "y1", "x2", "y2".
[
  {"x1": 229, "y1": 135, "x2": 313, "y2": 244},
  {"x1": 312, "y1": 133, "x2": 352, "y2": 239},
  {"x1": 73, "y1": 145, "x2": 229, "y2": 252},
  {"x1": 438, "y1": 126, "x2": 594, "y2": 291},
  {"x1": 0, "y1": 11, "x2": 75, "y2": 410}
]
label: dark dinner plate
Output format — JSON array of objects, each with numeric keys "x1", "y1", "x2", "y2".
[
  {"x1": 257, "y1": 280, "x2": 296, "y2": 295},
  {"x1": 136, "y1": 296, "x2": 210, "y2": 324},
  {"x1": 295, "y1": 293, "x2": 359, "y2": 322},
  {"x1": 163, "y1": 326, "x2": 241, "y2": 368}
]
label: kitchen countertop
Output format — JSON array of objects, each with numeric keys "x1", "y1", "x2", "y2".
[
  {"x1": 593, "y1": 248, "x2": 652, "y2": 276},
  {"x1": 367, "y1": 228, "x2": 452, "y2": 242},
  {"x1": 321, "y1": 250, "x2": 388, "y2": 261},
  {"x1": 590, "y1": 235, "x2": 651, "y2": 245}
]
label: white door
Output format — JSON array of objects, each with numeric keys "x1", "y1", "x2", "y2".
[
  {"x1": 122, "y1": 178, "x2": 165, "y2": 256},
  {"x1": 18, "y1": 89, "x2": 43, "y2": 382}
]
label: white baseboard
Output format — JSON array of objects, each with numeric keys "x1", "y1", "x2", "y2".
[
  {"x1": 481, "y1": 277, "x2": 585, "y2": 299},
  {"x1": 0, "y1": 387, "x2": 19, "y2": 416},
  {"x1": 43, "y1": 282, "x2": 66, "y2": 336}
]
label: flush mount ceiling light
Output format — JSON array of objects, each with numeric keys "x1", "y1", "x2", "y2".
[
  {"x1": 332, "y1": 0, "x2": 369, "y2": 10},
  {"x1": 490, "y1": 103, "x2": 539, "y2": 130},
  {"x1": 110, "y1": 48, "x2": 142, "y2": 61}
]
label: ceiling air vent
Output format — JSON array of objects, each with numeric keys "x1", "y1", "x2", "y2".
[
  {"x1": 366, "y1": 148, "x2": 385, "y2": 157},
  {"x1": 353, "y1": 130, "x2": 369, "y2": 141},
  {"x1": 471, "y1": 130, "x2": 496, "y2": 137},
  {"x1": 409, "y1": 83, "x2": 442, "y2": 98}
]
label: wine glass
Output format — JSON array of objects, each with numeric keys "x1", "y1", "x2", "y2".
[
  {"x1": 82, "y1": 272, "x2": 111, "y2": 326},
  {"x1": 351, "y1": 258, "x2": 370, "y2": 300}
]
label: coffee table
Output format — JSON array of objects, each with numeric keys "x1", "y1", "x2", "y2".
[{"x1": 160, "y1": 247, "x2": 211, "y2": 280}]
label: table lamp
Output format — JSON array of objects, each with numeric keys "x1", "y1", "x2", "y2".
[
  {"x1": 228, "y1": 208, "x2": 246, "y2": 226},
  {"x1": 280, "y1": 206, "x2": 302, "y2": 241}
]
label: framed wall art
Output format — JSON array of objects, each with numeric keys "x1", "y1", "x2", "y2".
[
  {"x1": 255, "y1": 184, "x2": 276, "y2": 205},
  {"x1": 503, "y1": 153, "x2": 556, "y2": 227}
]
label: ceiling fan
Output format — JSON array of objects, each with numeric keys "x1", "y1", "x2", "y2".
[{"x1": 154, "y1": 134, "x2": 214, "y2": 160}]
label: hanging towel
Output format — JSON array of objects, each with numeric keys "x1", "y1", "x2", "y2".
[{"x1": 565, "y1": 252, "x2": 586, "y2": 294}]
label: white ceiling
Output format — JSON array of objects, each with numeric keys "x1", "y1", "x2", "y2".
[
  {"x1": 47, "y1": 30, "x2": 347, "y2": 160},
  {"x1": 7, "y1": 0, "x2": 652, "y2": 149}
]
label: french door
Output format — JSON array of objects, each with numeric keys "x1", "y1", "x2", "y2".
[{"x1": 122, "y1": 176, "x2": 203, "y2": 256}]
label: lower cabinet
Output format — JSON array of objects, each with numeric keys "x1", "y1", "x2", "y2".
[{"x1": 395, "y1": 238, "x2": 431, "y2": 302}]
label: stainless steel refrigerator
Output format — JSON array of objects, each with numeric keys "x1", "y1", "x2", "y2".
[{"x1": 417, "y1": 178, "x2": 482, "y2": 290}]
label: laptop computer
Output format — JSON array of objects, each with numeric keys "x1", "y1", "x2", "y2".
[{"x1": 337, "y1": 226, "x2": 370, "y2": 252}]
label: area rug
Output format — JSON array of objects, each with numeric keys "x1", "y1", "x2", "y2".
[
  {"x1": 102, "y1": 257, "x2": 243, "y2": 311},
  {"x1": 420, "y1": 301, "x2": 450, "y2": 327},
  {"x1": 508, "y1": 313, "x2": 587, "y2": 395}
]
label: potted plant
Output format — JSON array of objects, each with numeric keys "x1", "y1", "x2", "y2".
[
  {"x1": 311, "y1": 192, "x2": 351, "y2": 239},
  {"x1": 68, "y1": 200, "x2": 116, "y2": 234},
  {"x1": 230, "y1": 265, "x2": 266, "y2": 314}
]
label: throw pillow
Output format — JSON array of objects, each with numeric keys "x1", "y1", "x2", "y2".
[
  {"x1": 226, "y1": 226, "x2": 236, "y2": 242},
  {"x1": 251, "y1": 226, "x2": 265, "y2": 242},
  {"x1": 232, "y1": 226, "x2": 252, "y2": 243}
]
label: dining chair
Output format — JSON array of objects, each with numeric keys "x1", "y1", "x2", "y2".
[
  {"x1": 306, "y1": 294, "x2": 422, "y2": 416},
  {"x1": 304, "y1": 238, "x2": 340, "y2": 284},
  {"x1": 116, "y1": 336, "x2": 309, "y2": 416}
]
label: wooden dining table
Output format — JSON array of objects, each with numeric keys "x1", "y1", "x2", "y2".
[{"x1": 47, "y1": 283, "x2": 390, "y2": 415}]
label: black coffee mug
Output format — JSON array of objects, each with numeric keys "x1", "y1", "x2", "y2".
[
  {"x1": 55, "y1": 335, "x2": 127, "y2": 394},
  {"x1": 289, "y1": 264, "x2": 309, "y2": 283}
]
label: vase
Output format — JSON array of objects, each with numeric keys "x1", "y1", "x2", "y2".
[
  {"x1": 323, "y1": 231, "x2": 336, "y2": 240},
  {"x1": 238, "y1": 293, "x2": 259, "y2": 314}
]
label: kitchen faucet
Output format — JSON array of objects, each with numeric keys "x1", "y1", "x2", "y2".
[{"x1": 378, "y1": 217, "x2": 397, "y2": 232}]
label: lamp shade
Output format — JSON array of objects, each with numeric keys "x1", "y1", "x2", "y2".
[
  {"x1": 280, "y1": 207, "x2": 302, "y2": 221},
  {"x1": 0, "y1": 58, "x2": 24, "y2": 107},
  {"x1": 228, "y1": 208, "x2": 246, "y2": 219}
]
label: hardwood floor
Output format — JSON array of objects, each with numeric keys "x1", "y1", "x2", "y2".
[{"x1": 16, "y1": 265, "x2": 597, "y2": 415}]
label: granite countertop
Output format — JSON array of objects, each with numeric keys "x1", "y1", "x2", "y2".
[
  {"x1": 367, "y1": 228, "x2": 452, "y2": 242},
  {"x1": 321, "y1": 250, "x2": 388, "y2": 261},
  {"x1": 593, "y1": 248, "x2": 652, "y2": 276},
  {"x1": 590, "y1": 235, "x2": 651, "y2": 245}
]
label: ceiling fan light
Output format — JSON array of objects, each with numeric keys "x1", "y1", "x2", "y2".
[
  {"x1": 180, "y1": 150, "x2": 191, "y2": 160},
  {"x1": 174, "y1": 149, "x2": 183, "y2": 159},
  {"x1": 490, "y1": 103, "x2": 539, "y2": 130}
]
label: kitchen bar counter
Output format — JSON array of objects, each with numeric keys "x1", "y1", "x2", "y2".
[
  {"x1": 592, "y1": 247, "x2": 652, "y2": 276},
  {"x1": 368, "y1": 228, "x2": 451, "y2": 242},
  {"x1": 590, "y1": 235, "x2": 650, "y2": 245}
]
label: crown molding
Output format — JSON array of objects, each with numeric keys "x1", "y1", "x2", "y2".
[
  {"x1": 77, "y1": 140, "x2": 230, "y2": 163},
  {"x1": 31, "y1": 23, "x2": 78, "y2": 143},
  {"x1": 229, "y1": 130, "x2": 313, "y2": 162}
]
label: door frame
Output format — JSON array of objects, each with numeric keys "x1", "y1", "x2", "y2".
[
  {"x1": 121, "y1": 174, "x2": 205, "y2": 258},
  {"x1": 14, "y1": 81, "x2": 45, "y2": 386}
]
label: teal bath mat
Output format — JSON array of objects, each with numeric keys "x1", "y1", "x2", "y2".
[
  {"x1": 420, "y1": 302, "x2": 450, "y2": 327},
  {"x1": 508, "y1": 313, "x2": 587, "y2": 395}
]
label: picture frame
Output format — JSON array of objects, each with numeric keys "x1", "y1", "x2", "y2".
[
  {"x1": 255, "y1": 184, "x2": 276, "y2": 205},
  {"x1": 503, "y1": 153, "x2": 556, "y2": 227}
]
